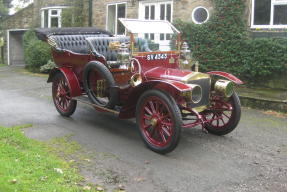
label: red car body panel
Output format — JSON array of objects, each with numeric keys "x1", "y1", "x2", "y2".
[{"x1": 143, "y1": 67, "x2": 192, "y2": 82}]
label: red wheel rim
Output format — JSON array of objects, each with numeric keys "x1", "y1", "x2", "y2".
[
  {"x1": 206, "y1": 97, "x2": 234, "y2": 128},
  {"x1": 53, "y1": 75, "x2": 72, "y2": 113},
  {"x1": 140, "y1": 96, "x2": 174, "y2": 147}
]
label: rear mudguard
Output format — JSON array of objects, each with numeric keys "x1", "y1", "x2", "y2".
[
  {"x1": 47, "y1": 67, "x2": 82, "y2": 97},
  {"x1": 119, "y1": 80, "x2": 190, "y2": 119},
  {"x1": 207, "y1": 71, "x2": 243, "y2": 85}
]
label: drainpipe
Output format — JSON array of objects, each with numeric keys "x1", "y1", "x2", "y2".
[{"x1": 89, "y1": 0, "x2": 93, "y2": 27}]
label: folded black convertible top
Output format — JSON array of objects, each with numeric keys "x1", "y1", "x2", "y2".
[{"x1": 35, "y1": 27, "x2": 112, "y2": 41}]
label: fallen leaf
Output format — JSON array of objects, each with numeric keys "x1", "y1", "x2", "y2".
[
  {"x1": 84, "y1": 159, "x2": 91, "y2": 162},
  {"x1": 96, "y1": 186, "x2": 104, "y2": 191},
  {"x1": 118, "y1": 184, "x2": 125, "y2": 190},
  {"x1": 10, "y1": 179, "x2": 17, "y2": 184},
  {"x1": 134, "y1": 177, "x2": 145, "y2": 182},
  {"x1": 40, "y1": 176, "x2": 48, "y2": 181},
  {"x1": 83, "y1": 186, "x2": 91, "y2": 191},
  {"x1": 54, "y1": 168, "x2": 63, "y2": 174},
  {"x1": 144, "y1": 160, "x2": 150, "y2": 164}
]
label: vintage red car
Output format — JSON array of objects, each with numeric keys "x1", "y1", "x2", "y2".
[{"x1": 37, "y1": 19, "x2": 243, "y2": 154}]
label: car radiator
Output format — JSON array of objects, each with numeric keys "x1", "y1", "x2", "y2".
[{"x1": 188, "y1": 78, "x2": 211, "y2": 108}]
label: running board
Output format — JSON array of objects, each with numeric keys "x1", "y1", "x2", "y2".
[{"x1": 74, "y1": 96, "x2": 120, "y2": 115}]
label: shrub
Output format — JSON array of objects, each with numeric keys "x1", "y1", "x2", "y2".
[
  {"x1": 23, "y1": 30, "x2": 51, "y2": 72},
  {"x1": 240, "y1": 39, "x2": 287, "y2": 81},
  {"x1": 40, "y1": 60, "x2": 56, "y2": 73},
  {"x1": 174, "y1": 0, "x2": 287, "y2": 83}
]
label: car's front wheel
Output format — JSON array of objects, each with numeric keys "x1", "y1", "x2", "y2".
[
  {"x1": 136, "y1": 90, "x2": 182, "y2": 154},
  {"x1": 203, "y1": 92, "x2": 241, "y2": 135}
]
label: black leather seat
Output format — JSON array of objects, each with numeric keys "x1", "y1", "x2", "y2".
[
  {"x1": 86, "y1": 37, "x2": 130, "y2": 61},
  {"x1": 49, "y1": 34, "x2": 151, "y2": 61},
  {"x1": 49, "y1": 34, "x2": 110, "y2": 54}
]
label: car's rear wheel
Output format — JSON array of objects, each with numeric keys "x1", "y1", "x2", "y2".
[
  {"x1": 136, "y1": 90, "x2": 182, "y2": 154},
  {"x1": 52, "y1": 72, "x2": 77, "y2": 117},
  {"x1": 203, "y1": 92, "x2": 241, "y2": 135}
]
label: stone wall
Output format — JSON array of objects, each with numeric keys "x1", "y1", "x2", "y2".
[
  {"x1": 92, "y1": 0, "x2": 137, "y2": 30},
  {"x1": 91, "y1": 0, "x2": 214, "y2": 31},
  {"x1": 33, "y1": 0, "x2": 73, "y2": 27},
  {"x1": 1, "y1": 0, "x2": 75, "y2": 65},
  {"x1": 2, "y1": 0, "x2": 74, "y2": 30},
  {"x1": 91, "y1": 0, "x2": 252, "y2": 31},
  {"x1": 173, "y1": 0, "x2": 213, "y2": 22},
  {"x1": 2, "y1": 4, "x2": 35, "y2": 29}
]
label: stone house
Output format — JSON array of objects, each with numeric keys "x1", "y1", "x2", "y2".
[
  {"x1": 1, "y1": 0, "x2": 287, "y2": 65},
  {"x1": 1, "y1": 0, "x2": 87, "y2": 66}
]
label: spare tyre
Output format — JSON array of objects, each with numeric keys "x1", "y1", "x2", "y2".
[{"x1": 83, "y1": 61, "x2": 118, "y2": 109}]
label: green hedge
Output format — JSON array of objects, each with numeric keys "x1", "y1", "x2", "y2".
[
  {"x1": 23, "y1": 30, "x2": 51, "y2": 72},
  {"x1": 175, "y1": 0, "x2": 287, "y2": 83}
]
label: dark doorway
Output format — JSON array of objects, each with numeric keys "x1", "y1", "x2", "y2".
[{"x1": 8, "y1": 30, "x2": 27, "y2": 66}]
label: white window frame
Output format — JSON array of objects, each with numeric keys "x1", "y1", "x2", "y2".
[
  {"x1": 191, "y1": 6, "x2": 209, "y2": 24},
  {"x1": 138, "y1": 0, "x2": 173, "y2": 22},
  {"x1": 41, "y1": 6, "x2": 68, "y2": 28},
  {"x1": 106, "y1": 2, "x2": 127, "y2": 35},
  {"x1": 251, "y1": 0, "x2": 287, "y2": 28}
]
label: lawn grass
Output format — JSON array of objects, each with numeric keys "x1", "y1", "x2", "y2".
[
  {"x1": 0, "y1": 125, "x2": 84, "y2": 192},
  {"x1": 0, "y1": 63, "x2": 7, "y2": 67}
]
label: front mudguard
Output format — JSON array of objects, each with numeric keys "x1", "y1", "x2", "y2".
[
  {"x1": 119, "y1": 80, "x2": 189, "y2": 119},
  {"x1": 207, "y1": 71, "x2": 243, "y2": 85},
  {"x1": 47, "y1": 67, "x2": 82, "y2": 97}
]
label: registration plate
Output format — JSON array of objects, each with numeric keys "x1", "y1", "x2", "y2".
[{"x1": 146, "y1": 53, "x2": 168, "y2": 61}]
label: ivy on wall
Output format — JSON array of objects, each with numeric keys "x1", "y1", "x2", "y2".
[{"x1": 175, "y1": 0, "x2": 287, "y2": 83}]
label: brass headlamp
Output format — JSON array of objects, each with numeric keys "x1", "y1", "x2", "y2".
[
  {"x1": 117, "y1": 43, "x2": 130, "y2": 70},
  {"x1": 214, "y1": 79, "x2": 234, "y2": 98},
  {"x1": 180, "y1": 42, "x2": 191, "y2": 67}
]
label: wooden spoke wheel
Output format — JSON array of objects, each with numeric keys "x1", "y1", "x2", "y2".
[
  {"x1": 52, "y1": 72, "x2": 77, "y2": 117},
  {"x1": 136, "y1": 90, "x2": 182, "y2": 154},
  {"x1": 204, "y1": 92, "x2": 241, "y2": 135}
]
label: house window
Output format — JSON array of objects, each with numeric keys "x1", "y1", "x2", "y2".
[
  {"x1": 41, "y1": 8, "x2": 63, "y2": 28},
  {"x1": 145, "y1": 5, "x2": 155, "y2": 20},
  {"x1": 139, "y1": 1, "x2": 173, "y2": 43},
  {"x1": 192, "y1": 6, "x2": 209, "y2": 24},
  {"x1": 107, "y1": 3, "x2": 126, "y2": 35},
  {"x1": 252, "y1": 0, "x2": 287, "y2": 28}
]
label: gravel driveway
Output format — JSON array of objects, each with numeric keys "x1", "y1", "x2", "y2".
[{"x1": 0, "y1": 66, "x2": 286, "y2": 192}]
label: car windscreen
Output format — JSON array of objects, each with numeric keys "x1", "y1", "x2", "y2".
[{"x1": 119, "y1": 19, "x2": 179, "y2": 52}]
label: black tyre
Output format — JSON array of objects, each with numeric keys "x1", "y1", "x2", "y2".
[
  {"x1": 83, "y1": 61, "x2": 118, "y2": 109},
  {"x1": 136, "y1": 89, "x2": 182, "y2": 154},
  {"x1": 204, "y1": 92, "x2": 241, "y2": 135},
  {"x1": 52, "y1": 72, "x2": 77, "y2": 117}
]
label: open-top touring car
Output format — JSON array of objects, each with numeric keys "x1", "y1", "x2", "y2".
[{"x1": 36, "y1": 19, "x2": 243, "y2": 154}]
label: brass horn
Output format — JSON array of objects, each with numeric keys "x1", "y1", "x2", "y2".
[{"x1": 130, "y1": 73, "x2": 142, "y2": 87}]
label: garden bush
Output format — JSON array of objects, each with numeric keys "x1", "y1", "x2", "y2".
[
  {"x1": 175, "y1": 0, "x2": 287, "y2": 83},
  {"x1": 40, "y1": 60, "x2": 56, "y2": 73},
  {"x1": 23, "y1": 30, "x2": 51, "y2": 72}
]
